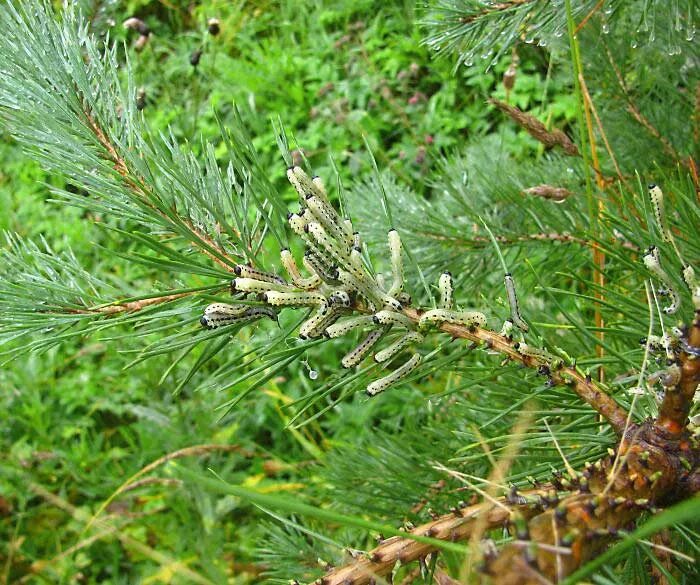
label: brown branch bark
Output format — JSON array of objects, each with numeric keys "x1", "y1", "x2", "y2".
[{"x1": 402, "y1": 308, "x2": 629, "y2": 434}]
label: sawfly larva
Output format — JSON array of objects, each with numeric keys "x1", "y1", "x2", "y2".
[
  {"x1": 200, "y1": 303, "x2": 276, "y2": 329},
  {"x1": 373, "y1": 309, "x2": 414, "y2": 329},
  {"x1": 643, "y1": 246, "x2": 680, "y2": 314},
  {"x1": 387, "y1": 229, "x2": 403, "y2": 297},
  {"x1": 324, "y1": 315, "x2": 375, "y2": 338},
  {"x1": 366, "y1": 353, "x2": 421, "y2": 396},
  {"x1": 299, "y1": 305, "x2": 342, "y2": 339},
  {"x1": 232, "y1": 277, "x2": 292, "y2": 294},
  {"x1": 341, "y1": 328, "x2": 385, "y2": 368},
  {"x1": 648, "y1": 184, "x2": 672, "y2": 243},
  {"x1": 514, "y1": 342, "x2": 562, "y2": 368},
  {"x1": 418, "y1": 309, "x2": 486, "y2": 330},
  {"x1": 303, "y1": 251, "x2": 339, "y2": 283},
  {"x1": 234, "y1": 264, "x2": 286, "y2": 285},
  {"x1": 328, "y1": 290, "x2": 352, "y2": 308},
  {"x1": 374, "y1": 331, "x2": 424, "y2": 363},
  {"x1": 280, "y1": 249, "x2": 321, "y2": 290},
  {"x1": 264, "y1": 291, "x2": 326, "y2": 307},
  {"x1": 438, "y1": 271, "x2": 453, "y2": 310},
  {"x1": 504, "y1": 273, "x2": 528, "y2": 332},
  {"x1": 306, "y1": 195, "x2": 352, "y2": 248}
]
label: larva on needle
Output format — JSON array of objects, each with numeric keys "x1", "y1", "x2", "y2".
[
  {"x1": 419, "y1": 309, "x2": 486, "y2": 330},
  {"x1": 374, "y1": 331, "x2": 424, "y2": 363},
  {"x1": 280, "y1": 249, "x2": 321, "y2": 290},
  {"x1": 366, "y1": 353, "x2": 421, "y2": 397},
  {"x1": 200, "y1": 303, "x2": 276, "y2": 329},
  {"x1": 232, "y1": 277, "x2": 292, "y2": 294},
  {"x1": 643, "y1": 246, "x2": 681, "y2": 314},
  {"x1": 373, "y1": 309, "x2": 414, "y2": 329},
  {"x1": 341, "y1": 328, "x2": 385, "y2": 368},
  {"x1": 324, "y1": 315, "x2": 375, "y2": 338},
  {"x1": 504, "y1": 273, "x2": 528, "y2": 332},
  {"x1": 264, "y1": 291, "x2": 326, "y2": 307},
  {"x1": 648, "y1": 184, "x2": 672, "y2": 243},
  {"x1": 438, "y1": 271, "x2": 453, "y2": 310},
  {"x1": 234, "y1": 264, "x2": 286, "y2": 285},
  {"x1": 387, "y1": 229, "x2": 404, "y2": 297}
]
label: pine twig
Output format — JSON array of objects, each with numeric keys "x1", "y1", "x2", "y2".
[{"x1": 488, "y1": 98, "x2": 580, "y2": 156}]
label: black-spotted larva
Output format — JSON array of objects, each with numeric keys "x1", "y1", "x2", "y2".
[
  {"x1": 300, "y1": 305, "x2": 342, "y2": 339},
  {"x1": 438, "y1": 271, "x2": 453, "y2": 310},
  {"x1": 396, "y1": 292, "x2": 411, "y2": 306},
  {"x1": 328, "y1": 290, "x2": 352, "y2": 308},
  {"x1": 349, "y1": 247, "x2": 364, "y2": 273},
  {"x1": 374, "y1": 331, "x2": 424, "y2": 363},
  {"x1": 280, "y1": 249, "x2": 321, "y2": 290},
  {"x1": 234, "y1": 264, "x2": 286, "y2": 285},
  {"x1": 324, "y1": 315, "x2": 375, "y2": 338},
  {"x1": 264, "y1": 291, "x2": 326, "y2": 307},
  {"x1": 418, "y1": 309, "x2": 486, "y2": 330},
  {"x1": 513, "y1": 342, "x2": 563, "y2": 368},
  {"x1": 373, "y1": 310, "x2": 414, "y2": 329},
  {"x1": 366, "y1": 353, "x2": 421, "y2": 396},
  {"x1": 648, "y1": 363, "x2": 682, "y2": 387},
  {"x1": 352, "y1": 231, "x2": 361, "y2": 249},
  {"x1": 643, "y1": 246, "x2": 680, "y2": 314},
  {"x1": 200, "y1": 303, "x2": 276, "y2": 329},
  {"x1": 302, "y1": 250, "x2": 336, "y2": 281},
  {"x1": 648, "y1": 184, "x2": 671, "y2": 243},
  {"x1": 232, "y1": 277, "x2": 292, "y2": 294},
  {"x1": 306, "y1": 195, "x2": 352, "y2": 248},
  {"x1": 387, "y1": 229, "x2": 403, "y2": 297},
  {"x1": 341, "y1": 328, "x2": 385, "y2": 368},
  {"x1": 504, "y1": 273, "x2": 528, "y2": 332},
  {"x1": 336, "y1": 267, "x2": 380, "y2": 308},
  {"x1": 311, "y1": 175, "x2": 330, "y2": 204}
]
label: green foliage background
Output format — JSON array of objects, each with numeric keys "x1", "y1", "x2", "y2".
[{"x1": 0, "y1": 1, "x2": 697, "y2": 584}]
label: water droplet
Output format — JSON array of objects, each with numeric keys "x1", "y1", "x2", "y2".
[
  {"x1": 525, "y1": 37, "x2": 535, "y2": 44},
  {"x1": 686, "y1": 26, "x2": 696, "y2": 42},
  {"x1": 566, "y1": 167, "x2": 574, "y2": 174},
  {"x1": 464, "y1": 59, "x2": 474, "y2": 67},
  {"x1": 601, "y1": 23, "x2": 609, "y2": 34},
  {"x1": 649, "y1": 31, "x2": 656, "y2": 42},
  {"x1": 308, "y1": 370, "x2": 318, "y2": 380},
  {"x1": 630, "y1": 39, "x2": 638, "y2": 48},
  {"x1": 554, "y1": 29, "x2": 564, "y2": 38},
  {"x1": 537, "y1": 39, "x2": 547, "y2": 47}
]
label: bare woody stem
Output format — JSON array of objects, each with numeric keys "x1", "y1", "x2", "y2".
[{"x1": 403, "y1": 308, "x2": 630, "y2": 434}]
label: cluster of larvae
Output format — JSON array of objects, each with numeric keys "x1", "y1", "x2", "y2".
[{"x1": 200, "y1": 166, "x2": 486, "y2": 396}]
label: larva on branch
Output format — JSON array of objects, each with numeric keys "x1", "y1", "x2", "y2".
[
  {"x1": 374, "y1": 331, "x2": 424, "y2": 363},
  {"x1": 366, "y1": 353, "x2": 421, "y2": 396},
  {"x1": 373, "y1": 310, "x2": 414, "y2": 329},
  {"x1": 300, "y1": 305, "x2": 342, "y2": 339},
  {"x1": 438, "y1": 271, "x2": 453, "y2": 310},
  {"x1": 234, "y1": 264, "x2": 286, "y2": 285},
  {"x1": 200, "y1": 303, "x2": 276, "y2": 329},
  {"x1": 504, "y1": 273, "x2": 529, "y2": 332},
  {"x1": 419, "y1": 309, "x2": 486, "y2": 330},
  {"x1": 232, "y1": 277, "x2": 292, "y2": 294},
  {"x1": 280, "y1": 249, "x2": 321, "y2": 290},
  {"x1": 306, "y1": 195, "x2": 352, "y2": 249},
  {"x1": 514, "y1": 342, "x2": 563, "y2": 369},
  {"x1": 387, "y1": 229, "x2": 404, "y2": 297},
  {"x1": 328, "y1": 290, "x2": 352, "y2": 308},
  {"x1": 264, "y1": 291, "x2": 326, "y2": 307},
  {"x1": 324, "y1": 315, "x2": 375, "y2": 338},
  {"x1": 648, "y1": 183, "x2": 672, "y2": 243},
  {"x1": 341, "y1": 329, "x2": 385, "y2": 368},
  {"x1": 643, "y1": 246, "x2": 681, "y2": 314},
  {"x1": 499, "y1": 319, "x2": 514, "y2": 340}
]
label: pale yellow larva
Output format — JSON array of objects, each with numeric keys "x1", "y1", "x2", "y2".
[
  {"x1": 264, "y1": 290, "x2": 326, "y2": 307},
  {"x1": 643, "y1": 246, "x2": 680, "y2": 314},
  {"x1": 648, "y1": 183, "x2": 671, "y2": 243},
  {"x1": 418, "y1": 309, "x2": 486, "y2": 329},
  {"x1": 306, "y1": 195, "x2": 351, "y2": 248},
  {"x1": 374, "y1": 331, "x2": 424, "y2": 363},
  {"x1": 387, "y1": 229, "x2": 403, "y2": 297},
  {"x1": 366, "y1": 353, "x2": 421, "y2": 397},
  {"x1": 328, "y1": 290, "x2": 352, "y2": 308},
  {"x1": 438, "y1": 271, "x2": 453, "y2": 310},
  {"x1": 280, "y1": 249, "x2": 321, "y2": 290},
  {"x1": 234, "y1": 264, "x2": 286, "y2": 285},
  {"x1": 324, "y1": 315, "x2": 375, "y2": 338},
  {"x1": 513, "y1": 342, "x2": 563, "y2": 369},
  {"x1": 341, "y1": 328, "x2": 385, "y2": 368},
  {"x1": 299, "y1": 305, "x2": 342, "y2": 339},
  {"x1": 232, "y1": 277, "x2": 292, "y2": 294},
  {"x1": 499, "y1": 319, "x2": 514, "y2": 340},
  {"x1": 373, "y1": 309, "x2": 414, "y2": 329}
]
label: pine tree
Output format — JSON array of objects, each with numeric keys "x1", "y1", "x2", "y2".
[{"x1": 0, "y1": 1, "x2": 698, "y2": 584}]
